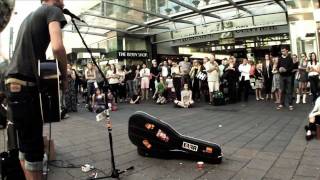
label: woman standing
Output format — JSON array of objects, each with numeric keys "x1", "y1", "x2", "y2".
[
  {"x1": 262, "y1": 54, "x2": 273, "y2": 100},
  {"x1": 189, "y1": 60, "x2": 202, "y2": 102},
  {"x1": 171, "y1": 61, "x2": 182, "y2": 101},
  {"x1": 307, "y1": 52, "x2": 319, "y2": 103},
  {"x1": 65, "y1": 64, "x2": 77, "y2": 112},
  {"x1": 255, "y1": 63, "x2": 264, "y2": 101},
  {"x1": 85, "y1": 63, "x2": 96, "y2": 105},
  {"x1": 106, "y1": 64, "x2": 120, "y2": 103},
  {"x1": 140, "y1": 63, "x2": 150, "y2": 101},
  {"x1": 118, "y1": 65, "x2": 126, "y2": 103},
  {"x1": 272, "y1": 57, "x2": 281, "y2": 104},
  {"x1": 296, "y1": 53, "x2": 308, "y2": 104}
]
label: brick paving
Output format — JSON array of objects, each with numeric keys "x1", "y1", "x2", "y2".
[{"x1": 2, "y1": 99, "x2": 320, "y2": 180}]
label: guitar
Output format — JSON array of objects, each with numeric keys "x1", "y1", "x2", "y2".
[
  {"x1": 39, "y1": 60, "x2": 61, "y2": 123},
  {"x1": 128, "y1": 111, "x2": 223, "y2": 164}
]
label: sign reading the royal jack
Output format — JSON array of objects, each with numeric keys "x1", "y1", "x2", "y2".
[{"x1": 117, "y1": 51, "x2": 149, "y2": 59}]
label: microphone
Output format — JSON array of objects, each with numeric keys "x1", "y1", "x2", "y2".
[{"x1": 63, "y1": 9, "x2": 86, "y2": 23}]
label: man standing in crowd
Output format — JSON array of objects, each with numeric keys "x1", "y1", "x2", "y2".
[
  {"x1": 277, "y1": 46, "x2": 294, "y2": 110},
  {"x1": 150, "y1": 60, "x2": 160, "y2": 96},
  {"x1": 5, "y1": 0, "x2": 67, "y2": 179},
  {"x1": 205, "y1": 56, "x2": 220, "y2": 104},
  {"x1": 179, "y1": 57, "x2": 191, "y2": 87},
  {"x1": 238, "y1": 58, "x2": 251, "y2": 102}
]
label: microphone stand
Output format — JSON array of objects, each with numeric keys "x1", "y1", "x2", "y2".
[{"x1": 69, "y1": 18, "x2": 134, "y2": 179}]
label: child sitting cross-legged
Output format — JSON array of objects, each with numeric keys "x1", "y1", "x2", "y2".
[
  {"x1": 174, "y1": 83, "x2": 194, "y2": 108},
  {"x1": 153, "y1": 76, "x2": 167, "y2": 104}
]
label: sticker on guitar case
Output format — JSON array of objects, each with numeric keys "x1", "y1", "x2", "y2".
[
  {"x1": 142, "y1": 139, "x2": 152, "y2": 149},
  {"x1": 145, "y1": 123, "x2": 155, "y2": 130},
  {"x1": 156, "y1": 129, "x2": 170, "y2": 142},
  {"x1": 182, "y1": 141, "x2": 198, "y2": 152}
]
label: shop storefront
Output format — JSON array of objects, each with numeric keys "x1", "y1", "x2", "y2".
[{"x1": 154, "y1": 12, "x2": 290, "y2": 61}]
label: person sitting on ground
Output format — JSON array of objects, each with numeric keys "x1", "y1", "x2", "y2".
[
  {"x1": 305, "y1": 96, "x2": 320, "y2": 140},
  {"x1": 174, "y1": 84, "x2": 194, "y2": 108},
  {"x1": 153, "y1": 76, "x2": 167, "y2": 104},
  {"x1": 106, "y1": 89, "x2": 117, "y2": 111},
  {"x1": 92, "y1": 88, "x2": 106, "y2": 113}
]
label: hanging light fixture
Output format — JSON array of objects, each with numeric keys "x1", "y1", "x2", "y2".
[
  {"x1": 173, "y1": 5, "x2": 181, "y2": 13},
  {"x1": 165, "y1": 8, "x2": 172, "y2": 15},
  {"x1": 192, "y1": 0, "x2": 200, "y2": 7},
  {"x1": 203, "y1": 0, "x2": 210, "y2": 5}
]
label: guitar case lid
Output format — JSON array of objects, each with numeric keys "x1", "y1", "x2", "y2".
[{"x1": 128, "y1": 111, "x2": 222, "y2": 164}]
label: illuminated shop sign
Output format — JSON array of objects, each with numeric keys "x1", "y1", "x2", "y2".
[{"x1": 117, "y1": 51, "x2": 149, "y2": 59}]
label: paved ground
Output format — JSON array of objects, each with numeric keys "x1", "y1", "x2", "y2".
[{"x1": 2, "y1": 99, "x2": 320, "y2": 180}]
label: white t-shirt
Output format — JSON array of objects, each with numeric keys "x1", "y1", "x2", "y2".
[
  {"x1": 307, "y1": 62, "x2": 319, "y2": 77},
  {"x1": 181, "y1": 90, "x2": 192, "y2": 104},
  {"x1": 161, "y1": 66, "x2": 169, "y2": 77},
  {"x1": 205, "y1": 62, "x2": 219, "y2": 82},
  {"x1": 166, "y1": 78, "x2": 173, "y2": 88},
  {"x1": 107, "y1": 70, "x2": 119, "y2": 84},
  {"x1": 238, "y1": 63, "x2": 251, "y2": 81},
  {"x1": 140, "y1": 68, "x2": 150, "y2": 80}
]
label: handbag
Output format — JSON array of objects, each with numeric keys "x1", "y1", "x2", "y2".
[{"x1": 196, "y1": 71, "x2": 207, "y2": 81}]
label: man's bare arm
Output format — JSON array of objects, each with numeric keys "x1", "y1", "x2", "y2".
[{"x1": 49, "y1": 21, "x2": 67, "y2": 89}]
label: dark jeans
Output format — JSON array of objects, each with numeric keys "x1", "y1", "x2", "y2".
[
  {"x1": 192, "y1": 79, "x2": 200, "y2": 100},
  {"x1": 126, "y1": 80, "x2": 136, "y2": 98},
  {"x1": 239, "y1": 78, "x2": 250, "y2": 101},
  {"x1": 279, "y1": 75, "x2": 293, "y2": 106},
  {"x1": 173, "y1": 77, "x2": 182, "y2": 100},
  {"x1": 309, "y1": 76, "x2": 319, "y2": 102},
  {"x1": 109, "y1": 83, "x2": 119, "y2": 103},
  {"x1": 228, "y1": 80, "x2": 237, "y2": 103},
  {"x1": 6, "y1": 85, "x2": 44, "y2": 162},
  {"x1": 118, "y1": 83, "x2": 126, "y2": 100}
]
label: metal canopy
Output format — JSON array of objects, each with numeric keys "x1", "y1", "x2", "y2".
[
  {"x1": 71, "y1": 0, "x2": 287, "y2": 37},
  {"x1": 224, "y1": 0, "x2": 254, "y2": 16},
  {"x1": 101, "y1": 0, "x2": 195, "y2": 25},
  {"x1": 63, "y1": 29, "x2": 106, "y2": 37},
  {"x1": 168, "y1": 0, "x2": 223, "y2": 20},
  {"x1": 82, "y1": 13, "x2": 171, "y2": 30},
  {"x1": 274, "y1": 0, "x2": 286, "y2": 11}
]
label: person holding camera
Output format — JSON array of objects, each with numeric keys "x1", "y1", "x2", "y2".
[{"x1": 277, "y1": 47, "x2": 294, "y2": 110}]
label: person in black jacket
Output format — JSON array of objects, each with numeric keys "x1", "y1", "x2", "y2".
[
  {"x1": 262, "y1": 54, "x2": 273, "y2": 100},
  {"x1": 277, "y1": 47, "x2": 294, "y2": 110}
]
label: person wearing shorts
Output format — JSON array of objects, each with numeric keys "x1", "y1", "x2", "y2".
[
  {"x1": 140, "y1": 63, "x2": 150, "y2": 101},
  {"x1": 5, "y1": 0, "x2": 67, "y2": 179},
  {"x1": 205, "y1": 56, "x2": 220, "y2": 104}
]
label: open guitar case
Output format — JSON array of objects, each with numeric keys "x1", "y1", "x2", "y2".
[{"x1": 128, "y1": 111, "x2": 222, "y2": 164}]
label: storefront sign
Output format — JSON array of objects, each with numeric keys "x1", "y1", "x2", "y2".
[{"x1": 117, "y1": 51, "x2": 149, "y2": 59}]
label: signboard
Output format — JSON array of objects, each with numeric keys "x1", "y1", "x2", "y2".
[{"x1": 117, "y1": 51, "x2": 149, "y2": 59}]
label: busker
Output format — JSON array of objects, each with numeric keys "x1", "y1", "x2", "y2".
[{"x1": 5, "y1": 0, "x2": 67, "y2": 179}]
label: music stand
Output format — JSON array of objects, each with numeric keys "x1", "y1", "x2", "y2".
[{"x1": 69, "y1": 17, "x2": 134, "y2": 179}]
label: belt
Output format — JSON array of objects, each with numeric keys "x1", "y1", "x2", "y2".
[{"x1": 5, "y1": 78, "x2": 37, "y2": 87}]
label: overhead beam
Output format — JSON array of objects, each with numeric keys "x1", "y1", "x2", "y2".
[
  {"x1": 168, "y1": 0, "x2": 223, "y2": 20},
  {"x1": 63, "y1": 30, "x2": 106, "y2": 37},
  {"x1": 101, "y1": 0, "x2": 195, "y2": 25},
  {"x1": 274, "y1": 0, "x2": 286, "y2": 11},
  {"x1": 82, "y1": 13, "x2": 171, "y2": 30},
  {"x1": 76, "y1": 23, "x2": 156, "y2": 36},
  {"x1": 224, "y1": 0, "x2": 254, "y2": 16},
  {"x1": 77, "y1": 24, "x2": 129, "y2": 33}
]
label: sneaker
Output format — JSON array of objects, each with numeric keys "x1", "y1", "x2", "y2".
[
  {"x1": 289, "y1": 106, "x2": 294, "y2": 111},
  {"x1": 277, "y1": 104, "x2": 283, "y2": 110}
]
